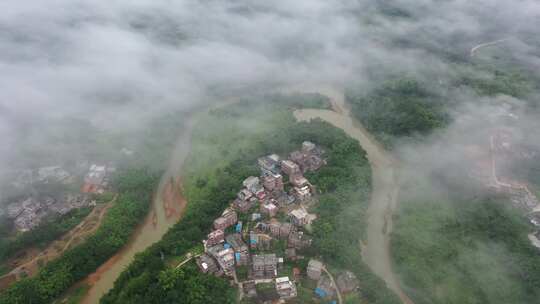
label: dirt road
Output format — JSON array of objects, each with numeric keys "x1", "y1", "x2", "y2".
[
  {"x1": 322, "y1": 266, "x2": 343, "y2": 304},
  {"x1": 470, "y1": 38, "x2": 510, "y2": 57}
]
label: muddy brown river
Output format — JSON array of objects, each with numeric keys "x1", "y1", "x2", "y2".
[
  {"x1": 81, "y1": 88, "x2": 412, "y2": 304},
  {"x1": 80, "y1": 116, "x2": 197, "y2": 304}
]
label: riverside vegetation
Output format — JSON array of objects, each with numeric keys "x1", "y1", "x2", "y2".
[{"x1": 101, "y1": 95, "x2": 400, "y2": 304}]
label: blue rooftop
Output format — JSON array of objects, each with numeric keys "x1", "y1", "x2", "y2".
[{"x1": 315, "y1": 288, "x2": 327, "y2": 298}]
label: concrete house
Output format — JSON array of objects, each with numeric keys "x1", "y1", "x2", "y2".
[
  {"x1": 263, "y1": 173, "x2": 284, "y2": 192},
  {"x1": 289, "y1": 208, "x2": 310, "y2": 226},
  {"x1": 258, "y1": 154, "x2": 281, "y2": 175},
  {"x1": 214, "y1": 247, "x2": 235, "y2": 276},
  {"x1": 290, "y1": 174, "x2": 309, "y2": 188},
  {"x1": 243, "y1": 176, "x2": 262, "y2": 194},
  {"x1": 233, "y1": 198, "x2": 253, "y2": 213},
  {"x1": 213, "y1": 210, "x2": 238, "y2": 230},
  {"x1": 289, "y1": 141, "x2": 325, "y2": 173},
  {"x1": 292, "y1": 185, "x2": 311, "y2": 202},
  {"x1": 261, "y1": 202, "x2": 278, "y2": 218},
  {"x1": 226, "y1": 233, "x2": 250, "y2": 266},
  {"x1": 197, "y1": 254, "x2": 220, "y2": 275},
  {"x1": 275, "y1": 277, "x2": 297, "y2": 299},
  {"x1": 206, "y1": 229, "x2": 225, "y2": 246},
  {"x1": 336, "y1": 271, "x2": 359, "y2": 294},
  {"x1": 237, "y1": 189, "x2": 253, "y2": 201},
  {"x1": 268, "y1": 220, "x2": 294, "y2": 239},
  {"x1": 307, "y1": 259, "x2": 323, "y2": 280},
  {"x1": 288, "y1": 231, "x2": 312, "y2": 249},
  {"x1": 82, "y1": 164, "x2": 108, "y2": 194},
  {"x1": 281, "y1": 160, "x2": 301, "y2": 176},
  {"x1": 249, "y1": 231, "x2": 273, "y2": 250},
  {"x1": 252, "y1": 254, "x2": 278, "y2": 278}
]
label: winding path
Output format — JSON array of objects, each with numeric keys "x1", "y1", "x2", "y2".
[
  {"x1": 293, "y1": 86, "x2": 413, "y2": 304},
  {"x1": 322, "y1": 266, "x2": 343, "y2": 304},
  {"x1": 470, "y1": 38, "x2": 510, "y2": 57}
]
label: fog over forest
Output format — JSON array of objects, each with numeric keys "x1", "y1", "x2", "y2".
[
  {"x1": 1, "y1": 0, "x2": 539, "y2": 181},
  {"x1": 1, "y1": 1, "x2": 540, "y2": 304}
]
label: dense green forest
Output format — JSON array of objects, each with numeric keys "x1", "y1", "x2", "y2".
[
  {"x1": 392, "y1": 193, "x2": 540, "y2": 304},
  {"x1": 0, "y1": 168, "x2": 159, "y2": 304},
  {"x1": 346, "y1": 78, "x2": 449, "y2": 147},
  {"x1": 102, "y1": 96, "x2": 400, "y2": 303},
  {"x1": 345, "y1": 61, "x2": 534, "y2": 148}
]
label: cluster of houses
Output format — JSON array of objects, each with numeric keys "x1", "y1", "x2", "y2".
[
  {"x1": 196, "y1": 141, "x2": 358, "y2": 301},
  {"x1": 10, "y1": 166, "x2": 73, "y2": 189},
  {"x1": 3, "y1": 163, "x2": 115, "y2": 232},
  {"x1": 307, "y1": 259, "x2": 359, "y2": 300},
  {"x1": 6, "y1": 194, "x2": 93, "y2": 232},
  {"x1": 488, "y1": 130, "x2": 540, "y2": 249},
  {"x1": 81, "y1": 164, "x2": 115, "y2": 194}
]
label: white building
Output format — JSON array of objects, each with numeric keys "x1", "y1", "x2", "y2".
[{"x1": 275, "y1": 276, "x2": 297, "y2": 299}]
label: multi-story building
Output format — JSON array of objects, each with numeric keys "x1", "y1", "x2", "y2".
[
  {"x1": 281, "y1": 160, "x2": 301, "y2": 176},
  {"x1": 261, "y1": 202, "x2": 278, "y2": 218},
  {"x1": 249, "y1": 231, "x2": 273, "y2": 250},
  {"x1": 289, "y1": 208, "x2": 309, "y2": 226},
  {"x1": 268, "y1": 220, "x2": 294, "y2": 239},
  {"x1": 213, "y1": 210, "x2": 238, "y2": 230},
  {"x1": 275, "y1": 277, "x2": 297, "y2": 299},
  {"x1": 226, "y1": 233, "x2": 250, "y2": 266},
  {"x1": 302, "y1": 141, "x2": 317, "y2": 154},
  {"x1": 262, "y1": 173, "x2": 284, "y2": 192},
  {"x1": 292, "y1": 185, "x2": 311, "y2": 202},
  {"x1": 237, "y1": 189, "x2": 253, "y2": 201},
  {"x1": 233, "y1": 198, "x2": 253, "y2": 213},
  {"x1": 243, "y1": 176, "x2": 262, "y2": 194},
  {"x1": 207, "y1": 243, "x2": 234, "y2": 275},
  {"x1": 258, "y1": 154, "x2": 281, "y2": 175},
  {"x1": 288, "y1": 230, "x2": 312, "y2": 249},
  {"x1": 196, "y1": 254, "x2": 220, "y2": 275},
  {"x1": 206, "y1": 229, "x2": 225, "y2": 246},
  {"x1": 214, "y1": 247, "x2": 235, "y2": 276},
  {"x1": 252, "y1": 254, "x2": 278, "y2": 278},
  {"x1": 290, "y1": 174, "x2": 309, "y2": 188}
]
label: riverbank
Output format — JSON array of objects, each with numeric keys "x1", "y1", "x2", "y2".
[
  {"x1": 79, "y1": 178, "x2": 187, "y2": 304},
  {"x1": 78, "y1": 121, "x2": 196, "y2": 304},
  {"x1": 100, "y1": 92, "x2": 405, "y2": 304},
  {"x1": 294, "y1": 88, "x2": 413, "y2": 304},
  {"x1": 0, "y1": 169, "x2": 158, "y2": 304}
]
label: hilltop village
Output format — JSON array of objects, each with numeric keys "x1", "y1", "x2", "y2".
[
  {"x1": 195, "y1": 141, "x2": 359, "y2": 303},
  {"x1": 3, "y1": 163, "x2": 116, "y2": 232}
]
